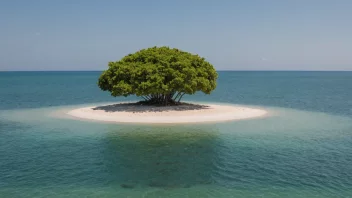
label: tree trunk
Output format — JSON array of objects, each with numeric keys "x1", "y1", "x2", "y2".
[
  {"x1": 177, "y1": 93, "x2": 186, "y2": 103},
  {"x1": 141, "y1": 92, "x2": 185, "y2": 106}
]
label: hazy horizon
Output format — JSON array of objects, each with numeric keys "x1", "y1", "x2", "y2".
[
  {"x1": 1, "y1": 0, "x2": 352, "y2": 71},
  {"x1": 2, "y1": 69, "x2": 352, "y2": 72}
]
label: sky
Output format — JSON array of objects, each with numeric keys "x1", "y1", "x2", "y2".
[{"x1": 1, "y1": 0, "x2": 352, "y2": 71}]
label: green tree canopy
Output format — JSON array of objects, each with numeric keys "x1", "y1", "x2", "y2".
[{"x1": 98, "y1": 46, "x2": 218, "y2": 105}]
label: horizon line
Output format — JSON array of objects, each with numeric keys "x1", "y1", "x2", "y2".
[{"x1": 1, "y1": 70, "x2": 352, "y2": 72}]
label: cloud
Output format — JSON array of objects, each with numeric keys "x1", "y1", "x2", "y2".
[{"x1": 35, "y1": 32, "x2": 41, "y2": 36}]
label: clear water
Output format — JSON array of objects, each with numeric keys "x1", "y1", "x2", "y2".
[{"x1": 1, "y1": 71, "x2": 352, "y2": 197}]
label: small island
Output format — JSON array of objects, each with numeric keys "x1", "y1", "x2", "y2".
[
  {"x1": 67, "y1": 46, "x2": 267, "y2": 124},
  {"x1": 68, "y1": 102, "x2": 267, "y2": 124}
]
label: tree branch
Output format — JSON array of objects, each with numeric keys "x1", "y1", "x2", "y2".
[
  {"x1": 141, "y1": 96, "x2": 148, "y2": 101},
  {"x1": 177, "y1": 92, "x2": 186, "y2": 103},
  {"x1": 173, "y1": 92, "x2": 181, "y2": 101}
]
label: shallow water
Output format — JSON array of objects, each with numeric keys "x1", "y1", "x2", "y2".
[
  {"x1": 1, "y1": 71, "x2": 352, "y2": 197},
  {"x1": 1, "y1": 105, "x2": 352, "y2": 197}
]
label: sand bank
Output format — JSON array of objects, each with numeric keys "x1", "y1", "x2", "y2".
[{"x1": 67, "y1": 103, "x2": 267, "y2": 124}]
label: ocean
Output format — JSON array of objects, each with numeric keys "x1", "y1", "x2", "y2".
[{"x1": 0, "y1": 71, "x2": 352, "y2": 197}]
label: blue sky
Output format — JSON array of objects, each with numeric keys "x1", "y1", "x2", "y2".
[{"x1": 1, "y1": 0, "x2": 352, "y2": 71}]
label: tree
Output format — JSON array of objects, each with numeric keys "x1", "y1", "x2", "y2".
[{"x1": 98, "y1": 46, "x2": 218, "y2": 105}]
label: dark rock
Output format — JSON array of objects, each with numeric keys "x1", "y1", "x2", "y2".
[{"x1": 120, "y1": 183, "x2": 135, "y2": 189}]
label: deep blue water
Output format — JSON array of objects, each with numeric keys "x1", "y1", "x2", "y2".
[
  {"x1": 1, "y1": 71, "x2": 352, "y2": 197},
  {"x1": 1, "y1": 71, "x2": 351, "y2": 116}
]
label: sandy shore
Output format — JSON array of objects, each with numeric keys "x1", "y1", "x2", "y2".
[{"x1": 66, "y1": 103, "x2": 267, "y2": 124}]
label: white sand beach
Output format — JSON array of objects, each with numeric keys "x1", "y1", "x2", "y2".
[{"x1": 66, "y1": 103, "x2": 267, "y2": 124}]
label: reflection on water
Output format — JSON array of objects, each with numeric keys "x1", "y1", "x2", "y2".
[
  {"x1": 102, "y1": 125, "x2": 220, "y2": 189},
  {"x1": 1, "y1": 106, "x2": 352, "y2": 197}
]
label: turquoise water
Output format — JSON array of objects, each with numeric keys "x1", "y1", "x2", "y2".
[{"x1": 1, "y1": 71, "x2": 352, "y2": 197}]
